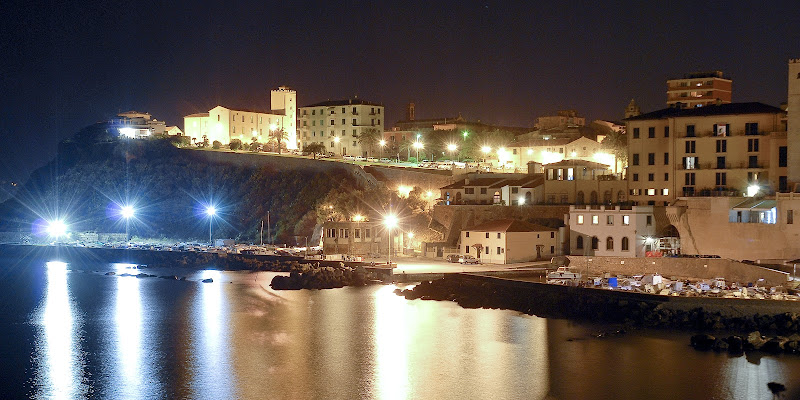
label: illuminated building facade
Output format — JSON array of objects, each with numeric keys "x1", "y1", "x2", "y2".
[
  {"x1": 298, "y1": 98, "x2": 384, "y2": 157},
  {"x1": 666, "y1": 71, "x2": 732, "y2": 108}
]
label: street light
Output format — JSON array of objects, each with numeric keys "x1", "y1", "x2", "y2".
[
  {"x1": 413, "y1": 141, "x2": 423, "y2": 161},
  {"x1": 121, "y1": 205, "x2": 135, "y2": 242},
  {"x1": 206, "y1": 206, "x2": 216, "y2": 245},
  {"x1": 462, "y1": 131, "x2": 468, "y2": 140},
  {"x1": 384, "y1": 214, "x2": 398, "y2": 266},
  {"x1": 481, "y1": 146, "x2": 491, "y2": 163},
  {"x1": 379, "y1": 139, "x2": 386, "y2": 159},
  {"x1": 334, "y1": 136, "x2": 341, "y2": 156},
  {"x1": 46, "y1": 219, "x2": 68, "y2": 239},
  {"x1": 447, "y1": 143, "x2": 458, "y2": 161}
]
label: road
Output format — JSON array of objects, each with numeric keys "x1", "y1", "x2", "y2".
[{"x1": 362, "y1": 256, "x2": 551, "y2": 275}]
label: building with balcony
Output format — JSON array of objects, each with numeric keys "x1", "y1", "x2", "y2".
[
  {"x1": 459, "y1": 219, "x2": 558, "y2": 263},
  {"x1": 110, "y1": 111, "x2": 169, "y2": 139},
  {"x1": 183, "y1": 86, "x2": 297, "y2": 148},
  {"x1": 541, "y1": 159, "x2": 628, "y2": 205},
  {"x1": 625, "y1": 102, "x2": 788, "y2": 205},
  {"x1": 321, "y1": 219, "x2": 402, "y2": 257},
  {"x1": 506, "y1": 136, "x2": 612, "y2": 173},
  {"x1": 440, "y1": 173, "x2": 543, "y2": 205},
  {"x1": 666, "y1": 71, "x2": 732, "y2": 108},
  {"x1": 298, "y1": 98, "x2": 384, "y2": 157},
  {"x1": 567, "y1": 205, "x2": 659, "y2": 257}
]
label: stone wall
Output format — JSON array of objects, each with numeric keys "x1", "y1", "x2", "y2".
[
  {"x1": 364, "y1": 165, "x2": 454, "y2": 192},
  {"x1": 565, "y1": 255, "x2": 789, "y2": 286},
  {"x1": 432, "y1": 204, "x2": 571, "y2": 245}
]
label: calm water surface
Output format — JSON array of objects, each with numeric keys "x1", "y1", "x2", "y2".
[{"x1": 1, "y1": 258, "x2": 800, "y2": 399}]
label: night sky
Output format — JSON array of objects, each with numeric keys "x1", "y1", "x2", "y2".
[{"x1": 2, "y1": 1, "x2": 799, "y2": 185}]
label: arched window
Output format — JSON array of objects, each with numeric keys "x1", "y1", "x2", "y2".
[
  {"x1": 603, "y1": 191, "x2": 612, "y2": 204},
  {"x1": 590, "y1": 191, "x2": 598, "y2": 204},
  {"x1": 617, "y1": 191, "x2": 625, "y2": 204},
  {"x1": 606, "y1": 237, "x2": 614, "y2": 250},
  {"x1": 591, "y1": 236, "x2": 599, "y2": 250},
  {"x1": 576, "y1": 236, "x2": 584, "y2": 249},
  {"x1": 621, "y1": 237, "x2": 630, "y2": 251},
  {"x1": 576, "y1": 191, "x2": 585, "y2": 205},
  {"x1": 525, "y1": 191, "x2": 532, "y2": 204}
]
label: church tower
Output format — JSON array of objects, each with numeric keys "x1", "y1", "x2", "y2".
[
  {"x1": 788, "y1": 60, "x2": 800, "y2": 187},
  {"x1": 624, "y1": 99, "x2": 641, "y2": 119}
]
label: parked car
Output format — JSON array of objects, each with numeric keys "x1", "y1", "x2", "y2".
[
  {"x1": 344, "y1": 155, "x2": 355, "y2": 161},
  {"x1": 355, "y1": 156, "x2": 367, "y2": 161},
  {"x1": 446, "y1": 254, "x2": 461, "y2": 263},
  {"x1": 379, "y1": 158, "x2": 391, "y2": 163},
  {"x1": 367, "y1": 157, "x2": 378, "y2": 162},
  {"x1": 459, "y1": 255, "x2": 480, "y2": 264}
]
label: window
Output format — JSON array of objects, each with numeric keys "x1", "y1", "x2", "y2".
[
  {"x1": 664, "y1": 173, "x2": 669, "y2": 181},
  {"x1": 648, "y1": 173, "x2": 654, "y2": 181},
  {"x1": 592, "y1": 215, "x2": 599, "y2": 225},
  {"x1": 607, "y1": 215, "x2": 614, "y2": 225},
  {"x1": 577, "y1": 215, "x2": 584, "y2": 224},
  {"x1": 633, "y1": 128, "x2": 640, "y2": 139},
  {"x1": 465, "y1": 232, "x2": 470, "y2": 238},
  {"x1": 632, "y1": 174, "x2": 639, "y2": 182},
  {"x1": 352, "y1": 118, "x2": 356, "y2": 125},
  {"x1": 683, "y1": 156, "x2": 698, "y2": 170},
  {"x1": 664, "y1": 126, "x2": 670, "y2": 137},
  {"x1": 511, "y1": 187, "x2": 519, "y2": 194},
  {"x1": 685, "y1": 141, "x2": 696, "y2": 153},
  {"x1": 789, "y1": 210, "x2": 794, "y2": 225},
  {"x1": 622, "y1": 215, "x2": 630, "y2": 225},
  {"x1": 551, "y1": 232, "x2": 555, "y2": 238},
  {"x1": 745, "y1": 122, "x2": 759, "y2": 135},
  {"x1": 716, "y1": 156, "x2": 726, "y2": 169},
  {"x1": 366, "y1": 229, "x2": 371, "y2": 238},
  {"x1": 686, "y1": 125, "x2": 695, "y2": 137},
  {"x1": 621, "y1": 237, "x2": 630, "y2": 251},
  {"x1": 664, "y1": 153, "x2": 669, "y2": 165},
  {"x1": 749, "y1": 156, "x2": 759, "y2": 168},
  {"x1": 497, "y1": 233, "x2": 501, "y2": 239},
  {"x1": 355, "y1": 229, "x2": 361, "y2": 238},
  {"x1": 465, "y1": 188, "x2": 474, "y2": 194},
  {"x1": 662, "y1": 188, "x2": 669, "y2": 196},
  {"x1": 485, "y1": 233, "x2": 490, "y2": 239},
  {"x1": 748, "y1": 138, "x2": 759, "y2": 152},
  {"x1": 648, "y1": 153, "x2": 655, "y2": 165},
  {"x1": 648, "y1": 127, "x2": 655, "y2": 138},
  {"x1": 606, "y1": 237, "x2": 614, "y2": 250},
  {"x1": 591, "y1": 237, "x2": 599, "y2": 250},
  {"x1": 550, "y1": 246, "x2": 555, "y2": 254},
  {"x1": 716, "y1": 139, "x2": 727, "y2": 153},
  {"x1": 465, "y1": 246, "x2": 469, "y2": 254},
  {"x1": 576, "y1": 236, "x2": 584, "y2": 249},
  {"x1": 480, "y1": 188, "x2": 487, "y2": 195},
  {"x1": 497, "y1": 247, "x2": 501, "y2": 255},
  {"x1": 646, "y1": 215, "x2": 652, "y2": 226},
  {"x1": 715, "y1": 172, "x2": 727, "y2": 186},
  {"x1": 713, "y1": 123, "x2": 729, "y2": 136},
  {"x1": 685, "y1": 172, "x2": 696, "y2": 185},
  {"x1": 647, "y1": 188, "x2": 656, "y2": 196},
  {"x1": 632, "y1": 153, "x2": 640, "y2": 165},
  {"x1": 780, "y1": 146, "x2": 788, "y2": 167}
]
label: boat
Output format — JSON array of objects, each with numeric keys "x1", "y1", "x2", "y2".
[{"x1": 547, "y1": 266, "x2": 581, "y2": 282}]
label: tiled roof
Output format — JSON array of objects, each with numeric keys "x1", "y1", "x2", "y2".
[
  {"x1": 466, "y1": 219, "x2": 555, "y2": 233},
  {"x1": 544, "y1": 159, "x2": 610, "y2": 169},
  {"x1": 185, "y1": 113, "x2": 209, "y2": 118},
  {"x1": 624, "y1": 102, "x2": 785, "y2": 121},
  {"x1": 303, "y1": 98, "x2": 383, "y2": 107}
]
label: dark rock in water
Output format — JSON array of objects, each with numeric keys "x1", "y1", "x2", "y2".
[
  {"x1": 105, "y1": 271, "x2": 116, "y2": 276},
  {"x1": 690, "y1": 334, "x2": 716, "y2": 350},
  {"x1": 726, "y1": 336, "x2": 744, "y2": 353},
  {"x1": 180, "y1": 276, "x2": 187, "y2": 281},
  {"x1": 201, "y1": 278, "x2": 213, "y2": 283},
  {"x1": 785, "y1": 340, "x2": 799, "y2": 354},
  {"x1": 712, "y1": 338, "x2": 729, "y2": 352},
  {"x1": 763, "y1": 337, "x2": 787, "y2": 354},
  {"x1": 767, "y1": 382, "x2": 786, "y2": 396},
  {"x1": 745, "y1": 331, "x2": 766, "y2": 351}
]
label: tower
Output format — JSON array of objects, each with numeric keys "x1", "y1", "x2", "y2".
[
  {"x1": 788, "y1": 60, "x2": 800, "y2": 187},
  {"x1": 407, "y1": 102, "x2": 415, "y2": 121},
  {"x1": 624, "y1": 99, "x2": 641, "y2": 119},
  {"x1": 271, "y1": 86, "x2": 298, "y2": 149}
]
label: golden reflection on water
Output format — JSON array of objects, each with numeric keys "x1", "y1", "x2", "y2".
[
  {"x1": 374, "y1": 285, "x2": 411, "y2": 400},
  {"x1": 114, "y1": 269, "x2": 143, "y2": 397},
  {"x1": 36, "y1": 261, "x2": 86, "y2": 398}
]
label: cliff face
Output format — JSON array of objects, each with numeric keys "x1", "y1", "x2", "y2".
[{"x1": 0, "y1": 125, "x2": 360, "y2": 243}]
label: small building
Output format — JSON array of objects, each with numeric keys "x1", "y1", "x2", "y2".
[
  {"x1": 542, "y1": 159, "x2": 628, "y2": 205},
  {"x1": 440, "y1": 173, "x2": 543, "y2": 205},
  {"x1": 321, "y1": 220, "x2": 403, "y2": 257},
  {"x1": 567, "y1": 205, "x2": 657, "y2": 257},
  {"x1": 460, "y1": 219, "x2": 557, "y2": 264}
]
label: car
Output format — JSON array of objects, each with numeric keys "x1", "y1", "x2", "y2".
[
  {"x1": 343, "y1": 155, "x2": 355, "y2": 161},
  {"x1": 355, "y1": 156, "x2": 367, "y2": 161},
  {"x1": 379, "y1": 158, "x2": 391, "y2": 163},
  {"x1": 459, "y1": 255, "x2": 481, "y2": 264},
  {"x1": 367, "y1": 157, "x2": 378, "y2": 162},
  {"x1": 446, "y1": 254, "x2": 461, "y2": 263}
]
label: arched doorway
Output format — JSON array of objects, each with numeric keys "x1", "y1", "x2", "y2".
[
  {"x1": 576, "y1": 191, "x2": 585, "y2": 205},
  {"x1": 455, "y1": 192, "x2": 462, "y2": 204},
  {"x1": 590, "y1": 191, "x2": 598, "y2": 204},
  {"x1": 525, "y1": 191, "x2": 532, "y2": 204},
  {"x1": 603, "y1": 191, "x2": 612, "y2": 204}
]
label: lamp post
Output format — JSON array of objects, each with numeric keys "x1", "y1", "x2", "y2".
[
  {"x1": 206, "y1": 206, "x2": 216, "y2": 246},
  {"x1": 413, "y1": 141, "x2": 423, "y2": 161},
  {"x1": 121, "y1": 205, "x2": 134, "y2": 243},
  {"x1": 447, "y1": 143, "x2": 458, "y2": 162},
  {"x1": 334, "y1": 136, "x2": 341, "y2": 157},
  {"x1": 379, "y1": 139, "x2": 386, "y2": 159},
  {"x1": 384, "y1": 214, "x2": 398, "y2": 266},
  {"x1": 481, "y1": 146, "x2": 491, "y2": 164}
]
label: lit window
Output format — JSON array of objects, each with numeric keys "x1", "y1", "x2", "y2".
[
  {"x1": 647, "y1": 189, "x2": 656, "y2": 196},
  {"x1": 622, "y1": 215, "x2": 630, "y2": 225},
  {"x1": 592, "y1": 215, "x2": 599, "y2": 225},
  {"x1": 577, "y1": 215, "x2": 584, "y2": 224},
  {"x1": 662, "y1": 188, "x2": 669, "y2": 196}
]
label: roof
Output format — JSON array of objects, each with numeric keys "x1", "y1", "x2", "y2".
[
  {"x1": 732, "y1": 198, "x2": 777, "y2": 211},
  {"x1": 302, "y1": 98, "x2": 383, "y2": 107},
  {"x1": 185, "y1": 113, "x2": 209, "y2": 118},
  {"x1": 625, "y1": 102, "x2": 785, "y2": 121},
  {"x1": 466, "y1": 219, "x2": 555, "y2": 233},
  {"x1": 544, "y1": 159, "x2": 610, "y2": 169}
]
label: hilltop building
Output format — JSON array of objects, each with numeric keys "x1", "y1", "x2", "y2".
[
  {"x1": 299, "y1": 98, "x2": 384, "y2": 157},
  {"x1": 110, "y1": 111, "x2": 169, "y2": 139},
  {"x1": 666, "y1": 71, "x2": 732, "y2": 108},
  {"x1": 536, "y1": 110, "x2": 585, "y2": 130},
  {"x1": 183, "y1": 86, "x2": 297, "y2": 148}
]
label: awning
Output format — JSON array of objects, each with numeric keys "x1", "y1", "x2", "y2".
[{"x1": 732, "y1": 199, "x2": 776, "y2": 211}]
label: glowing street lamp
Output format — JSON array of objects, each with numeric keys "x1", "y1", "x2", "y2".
[
  {"x1": 46, "y1": 220, "x2": 68, "y2": 239},
  {"x1": 379, "y1": 139, "x2": 386, "y2": 158},
  {"x1": 462, "y1": 131, "x2": 468, "y2": 140},
  {"x1": 447, "y1": 143, "x2": 458, "y2": 161},
  {"x1": 205, "y1": 205, "x2": 216, "y2": 245},
  {"x1": 747, "y1": 184, "x2": 760, "y2": 197},
  {"x1": 384, "y1": 214, "x2": 398, "y2": 266},
  {"x1": 413, "y1": 141, "x2": 423, "y2": 161},
  {"x1": 121, "y1": 205, "x2": 135, "y2": 242}
]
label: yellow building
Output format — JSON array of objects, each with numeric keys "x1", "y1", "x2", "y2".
[
  {"x1": 460, "y1": 219, "x2": 558, "y2": 263},
  {"x1": 507, "y1": 136, "x2": 614, "y2": 172},
  {"x1": 183, "y1": 86, "x2": 297, "y2": 148},
  {"x1": 298, "y1": 98, "x2": 384, "y2": 157},
  {"x1": 626, "y1": 102, "x2": 788, "y2": 205}
]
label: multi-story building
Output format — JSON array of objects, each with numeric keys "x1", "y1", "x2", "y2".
[
  {"x1": 459, "y1": 219, "x2": 558, "y2": 263},
  {"x1": 506, "y1": 137, "x2": 611, "y2": 172},
  {"x1": 541, "y1": 160, "x2": 627, "y2": 205},
  {"x1": 536, "y1": 110, "x2": 585, "y2": 130},
  {"x1": 183, "y1": 86, "x2": 297, "y2": 148},
  {"x1": 440, "y1": 173, "x2": 543, "y2": 206},
  {"x1": 321, "y1": 219, "x2": 402, "y2": 257},
  {"x1": 298, "y1": 98, "x2": 384, "y2": 157},
  {"x1": 110, "y1": 111, "x2": 168, "y2": 138},
  {"x1": 666, "y1": 71, "x2": 732, "y2": 108},
  {"x1": 567, "y1": 205, "x2": 657, "y2": 257},
  {"x1": 625, "y1": 102, "x2": 788, "y2": 205}
]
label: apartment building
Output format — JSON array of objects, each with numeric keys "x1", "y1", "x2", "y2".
[
  {"x1": 460, "y1": 219, "x2": 558, "y2": 263},
  {"x1": 666, "y1": 71, "x2": 732, "y2": 108},
  {"x1": 626, "y1": 102, "x2": 788, "y2": 205},
  {"x1": 567, "y1": 205, "x2": 656, "y2": 257},
  {"x1": 541, "y1": 159, "x2": 627, "y2": 205},
  {"x1": 298, "y1": 98, "x2": 384, "y2": 157}
]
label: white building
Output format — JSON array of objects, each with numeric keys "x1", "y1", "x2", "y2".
[
  {"x1": 298, "y1": 98, "x2": 384, "y2": 157},
  {"x1": 110, "y1": 111, "x2": 168, "y2": 139},
  {"x1": 460, "y1": 219, "x2": 558, "y2": 264},
  {"x1": 567, "y1": 205, "x2": 657, "y2": 257},
  {"x1": 183, "y1": 86, "x2": 297, "y2": 149}
]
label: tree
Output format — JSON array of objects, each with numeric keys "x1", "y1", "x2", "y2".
[
  {"x1": 271, "y1": 128, "x2": 288, "y2": 154},
  {"x1": 357, "y1": 128, "x2": 381, "y2": 157},
  {"x1": 229, "y1": 139, "x2": 242, "y2": 151},
  {"x1": 303, "y1": 142, "x2": 326, "y2": 159},
  {"x1": 212, "y1": 140, "x2": 221, "y2": 149},
  {"x1": 596, "y1": 124, "x2": 628, "y2": 170}
]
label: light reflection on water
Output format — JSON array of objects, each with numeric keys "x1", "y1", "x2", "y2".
[
  {"x1": 18, "y1": 267, "x2": 800, "y2": 399},
  {"x1": 33, "y1": 261, "x2": 87, "y2": 398}
]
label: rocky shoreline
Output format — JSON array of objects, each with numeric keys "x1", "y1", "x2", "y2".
[
  {"x1": 396, "y1": 275, "x2": 800, "y2": 356},
  {"x1": 270, "y1": 263, "x2": 372, "y2": 290}
]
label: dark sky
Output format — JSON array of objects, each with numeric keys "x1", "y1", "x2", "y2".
[{"x1": 1, "y1": 1, "x2": 799, "y2": 184}]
